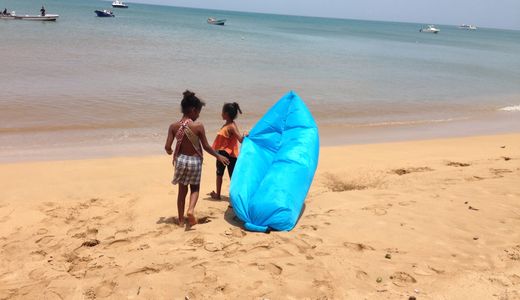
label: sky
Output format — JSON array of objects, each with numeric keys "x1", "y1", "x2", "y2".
[{"x1": 135, "y1": 0, "x2": 520, "y2": 30}]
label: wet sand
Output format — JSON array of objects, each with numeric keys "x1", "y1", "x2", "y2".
[{"x1": 0, "y1": 133, "x2": 519, "y2": 299}]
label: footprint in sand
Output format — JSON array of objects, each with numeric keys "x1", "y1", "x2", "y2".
[
  {"x1": 187, "y1": 236, "x2": 205, "y2": 248},
  {"x1": 104, "y1": 239, "x2": 131, "y2": 249},
  {"x1": 276, "y1": 234, "x2": 321, "y2": 255},
  {"x1": 322, "y1": 172, "x2": 382, "y2": 192},
  {"x1": 30, "y1": 250, "x2": 47, "y2": 260},
  {"x1": 300, "y1": 224, "x2": 319, "y2": 231},
  {"x1": 95, "y1": 280, "x2": 118, "y2": 298},
  {"x1": 391, "y1": 167, "x2": 433, "y2": 176},
  {"x1": 465, "y1": 175, "x2": 485, "y2": 182},
  {"x1": 412, "y1": 264, "x2": 435, "y2": 276},
  {"x1": 224, "y1": 227, "x2": 247, "y2": 238},
  {"x1": 343, "y1": 242, "x2": 375, "y2": 252},
  {"x1": 263, "y1": 263, "x2": 283, "y2": 275},
  {"x1": 446, "y1": 161, "x2": 471, "y2": 167},
  {"x1": 509, "y1": 274, "x2": 520, "y2": 285},
  {"x1": 488, "y1": 276, "x2": 513, "y2": 287},
  {"x1": 204, "y1": 242, "x2": 225, "y2": 252},
  {"x1": 84, "y1": 288, "x2": 96, "y2": 300},
  {"x1": 504, "y1": 245, "x2": 520, "y2": 261},
  {"x1": 362, "y1": 204, "x2": 390, "y2": 216},
  {"x1": 137, "y1": 244, "x2": 150, "y2": 250},
  {"x1": 35, "y1": 235, "x2": 55, "y2": 245},
  {"x1": 36, "y1": 228, "x2": 49, "y2": 235},
  {"x1": 356, "y1": 270, "x2": 369, "y2": 280},
  {"x1": 126, "y1": 263, "x2": 174, "y2": 276},
  {"x1": 490, "y1": 168, "x2": 513, "y2": 178},
  {"x1": 390, "y1": 272, "x2": 417, "y2": 287},
  {"x1": 251, "y1": 262, "x2": 283, "y2": 276}
]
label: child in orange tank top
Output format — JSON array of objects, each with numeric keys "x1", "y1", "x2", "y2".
[{"x1": 210, "y1": 102, "x2": 246, "y2": 200}]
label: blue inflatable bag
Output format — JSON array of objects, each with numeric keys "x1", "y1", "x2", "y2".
[{"x1": 230, "y1": 91, "x2": 319, "y2": 232}]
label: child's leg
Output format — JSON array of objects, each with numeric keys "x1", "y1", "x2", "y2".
[
  {"x1": 211, "y1": 151, "x2": 226, "y2": 199},
  {"x1": 227, "y1": 156, "x2": 237, "y2": 178},
  {"x1": 187, "y1": 184, "x2": 200, "y2": 226},
  {"x1": 177, "y1": 184, "x2": 189, "y2": 225},
  {"x1": 210, "y1": 175, "x2": 223, "y2": 199}
]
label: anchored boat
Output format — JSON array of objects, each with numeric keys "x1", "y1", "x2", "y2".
[
  {"x1": 15, "y1": 14, "x2": 59, "y2": 21},
  {"x1": 112, "y1": 0, "x2": 128, "y2": 8},
  {"x1": 459, "y1": 24, "x2": 477, "y2": 30},
  {"x1": 95, "y1": 9, "x2": 115, "y2": 17},
  {"x1": 420, "y1": 25, "x2": 440, "y2": 33},
  {"x1": 207, "y1": 17, "x2": 226, "y2": 26}
]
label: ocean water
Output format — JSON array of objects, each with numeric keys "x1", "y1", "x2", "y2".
[{"x1": 1, "y1": 0, "x2": 519, "y2": 161}]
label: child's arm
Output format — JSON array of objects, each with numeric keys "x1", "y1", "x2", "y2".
[
  {"x1": 164, "y1": 123, "x2": 176, "y2": 155},
  {"x1": 229, "y1": 123, "x2": 247, "y2": 143},
  {"x1": 198, "y1": 124, "x2": 230, "y2": 165}
]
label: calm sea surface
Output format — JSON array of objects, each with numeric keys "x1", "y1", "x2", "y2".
[{"x1": 1, "y1": 0, "x2": 519, "y2": 161}]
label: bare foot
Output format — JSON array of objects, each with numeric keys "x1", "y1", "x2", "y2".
[
  {"x1": 178, "y1": 217, "x2": 185, "y2": 227},
  {"x1": 187, "y1": 213, "x2": 198, "y2": 227},
  {"x1": 210, "y1": 191, "x2": 221, "y2": 200}
]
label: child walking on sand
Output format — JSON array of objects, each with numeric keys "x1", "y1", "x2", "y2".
[
  {"x1": 210, "y1": 102, "x2": 245, "y2": 200},
  {"x1": 165, "y1": 90, "x2": 229, "y2": 227}
]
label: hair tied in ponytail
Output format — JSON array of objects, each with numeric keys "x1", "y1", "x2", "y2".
[{"x1": 233, "y1": 102, "x2": 242, "y2": 114}]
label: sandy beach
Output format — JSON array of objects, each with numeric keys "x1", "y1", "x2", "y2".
[{"x1": 1, "y1": 133, "x2": 519, "y2": 299}]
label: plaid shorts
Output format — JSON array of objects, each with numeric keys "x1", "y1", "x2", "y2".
[{"x1": 172, "y1": 154, "x2": 202, "y2": 186}]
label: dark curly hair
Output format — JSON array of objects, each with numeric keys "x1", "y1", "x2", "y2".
[
  {"x1": 181, "y1": 90, "x2": 205, "y2": 114},
  {"x1": 222, "y1": 102, "x2": 242, "y2": 120}
]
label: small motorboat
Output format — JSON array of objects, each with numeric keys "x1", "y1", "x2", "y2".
[
  {"x1": 207, "y1": 17, "x2": 226, "y2": 26},
  {"x1": 112, "y1": 0, "x2": 128, "y2": 8},
  {"x1": 1, "y1": 10, "x2": 15, "y2": 19},
  {"x1": 459, "y1": 24, "x2": 477, "y2": 30},
  {"x1": 419, "y1": 25, "x2": 440, "y2": 33},
  {"x1": 14, "y1": 14, "x2": 59, "y2": 21},
  {"x1": 95, "y1": 9, "x2": 115, "y2": 17}
]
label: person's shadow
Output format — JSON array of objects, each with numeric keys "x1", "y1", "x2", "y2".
[
  {"x1": 156, "y1": 216, "x2": 177, "y2": 225},
  {"x1": 156, "y1": 215, "x2": 215, "y2": 231},
  {"x1": 202, "y1": 193, "x2": 230, "y2": 202},
  {"x1": 223, "y1": 205, "x2": 244, "y2": 228}
]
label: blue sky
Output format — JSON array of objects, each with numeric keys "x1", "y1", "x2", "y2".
[{"x1": 135, "y1": 0, "x2": 520, "y2": 30}]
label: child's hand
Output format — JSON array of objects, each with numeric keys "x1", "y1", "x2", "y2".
[
  {"x1": 165, "y1": 148, "x2": 173, "y2": 155},
  {"x1": 218, "y1": 154, "x2": 230, "y2": 166},
  {"x1": 243, "y1": 131, "x2": 249, "y2": 138}
]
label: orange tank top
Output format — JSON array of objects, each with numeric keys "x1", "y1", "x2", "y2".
[{"x1": 212, "y1": 123, "x2": 239, "y2": 158}]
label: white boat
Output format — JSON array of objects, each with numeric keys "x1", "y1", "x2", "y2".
[
  {"x1": 13, "y1": 13, "x2": 59, "y2": 21},
  {"x1": 459, "y1": 24, "x2": 477, "y2": 30},
  {"x1": 420, "y1": 25, "x2": 440, "y2": 33},
  {"x1": 207, "y1": 17, "x2": 226, "y2": 26},
  {"x1": 112, "y1": 0, "x2": 128, "y2": 8}
]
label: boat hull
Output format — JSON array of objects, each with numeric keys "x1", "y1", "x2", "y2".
[
  {"x1": 95, "y1": 10, "x2": 115, "y2": 17},
  {"x1": 112, "y1": 4, "x2": 128, "y2": 8},
  {"x1": 14, "y1": 14, "x2": 59, "y2": 21},
  {"x1": 207, "y1": 19, "x2": 226, "y2": 26}
]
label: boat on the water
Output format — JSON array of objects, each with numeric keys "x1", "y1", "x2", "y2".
[
  {"x1": 15, "y1": 14, "x2": 59, "y2": 21},
  {"x1": 459, "y1": 24, "x2": 477, "y2": 30},
  {"x1": 95, "y1": 9, "x2": 115, "y2": 17},
  {"x1": 419, "y1": 25, "x2": 440, "y2": 33},
  {"x1": 1, "y1": 9, "x2": 15, "y2": 19},
  {"x1": 112, "y1": 0, "x2": 128, "y2": 8},
  {"x1": 207, "y1": 17, "x2": 226, "y2": 26},
  {"x1": 0, "y1": 12, "x2": 15, "y2": 20}
]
